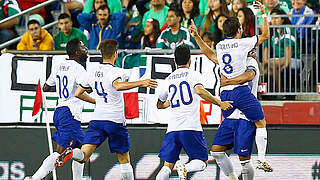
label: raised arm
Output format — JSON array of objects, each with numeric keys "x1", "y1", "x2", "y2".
[
  {"x1": 194, "y1": 84, "x2": 233, "y2": 110},
  {"x1": 113, "y1": 79, "x2": 157, "y2": 91},
  {"x1": 189, "y1": 20, "x2": 218, "y2": 64},
  {"x1": 256, "y1": 2, "x2": 270, "y2": 46}
]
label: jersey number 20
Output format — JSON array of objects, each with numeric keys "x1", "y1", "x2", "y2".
[{"x1": 169, "y1": 81, "x2": 193, "y2": 108}]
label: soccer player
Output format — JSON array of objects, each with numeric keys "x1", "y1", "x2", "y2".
[
  {"x1": 155, "y1": 45, "x2": 233, "y2": 180},
  {"x1": 189, "y1": 2, "x2": 272, "y2": 179},
  {"x1": 55, "y1": 39, "x2": 158, "y2": 180},
  {"x1": 24, "y1": 38, "x2": 89, "y2": 180}
]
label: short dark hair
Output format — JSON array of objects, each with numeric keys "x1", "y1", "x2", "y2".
[
  {"x1": 27, "y1": 19, "x2": 40, "y2": 27},
  {"x1": 223, "y1": 17, "x2": 241, "y2": 38},
  {"x1": 58, "y1": 13, "x2": 71, "y2": 20},
  {"x1": 168, "y1": 3, "x2": 182, "y2": 21},
  {"x1": 66, "y1": 38, "x2": 81, "y2": 57},
  {"x1": 100, "y1": 39, "x2": 118, "y2": 59},
  {"x1": 174, "y1": 45, "x2": 190, "y2": 66},
  {"x1": 97, "y1": 4, "x2": 110, "y2": 13}
]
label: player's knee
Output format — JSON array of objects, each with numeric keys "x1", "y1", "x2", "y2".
[
  {"x1": 211, "y1": 145, "x2": 228, "y2": 152},
  {"x1": 239, "y1": 155, "x2": 251, "y2": 162},
  {"x1": 117, "y1": 152, "x2": 130, "y2": 164},
  {"x1": 255, "y1": 119, "x2": 266, "y2": 128}
]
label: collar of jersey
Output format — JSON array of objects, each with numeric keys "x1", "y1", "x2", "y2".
[
  {"x1": 100, "y1": 62, "x2": 115, "y2": 66},
  {"x1": 66, "y1": 58, "x2": 82, "y2": 65},
  {"x1": 225, "y1": 37, "x2": 234, "y2": 39}
]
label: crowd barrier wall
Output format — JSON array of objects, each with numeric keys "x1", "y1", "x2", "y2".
[{"x1": 0, "y1": 126, "x2": 320, "y2": 179}]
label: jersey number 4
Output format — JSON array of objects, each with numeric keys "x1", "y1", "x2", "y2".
[
  {"x1": 169, "y1": 81, "x2": 193, "y2": 108},
  {"x1": 95, "y1": 81, "x2": 108, "y2": 103}
]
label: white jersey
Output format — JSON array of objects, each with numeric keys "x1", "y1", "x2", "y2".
[
  {"x1": 216, "y1": 36, "x2": 258, "y2": 91},
  {"x1": 228, "y1": 57, "x2": 259, "y2": 120},
  {"x1": 46, "y1": 59, "x2": 86, "y2": 121},
  {"x1": 80, "y1": 63, "x2": 125, "y2": 123},
  {"x1": 158, "y1": 67, "x2": 204, "y2": 133}
]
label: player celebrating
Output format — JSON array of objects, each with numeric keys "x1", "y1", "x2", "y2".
[
  {"x1": 24, "y1": 38, "x2": 89, "y2": 180},
  {"x1": 156, "y1": 45, "x2": 233, "y2": 180},
  {"x1": 189, "y1": 2, "x2": 271, "y2": 179},
  {"x1": 55, "y1": 39, "x2": 158, "y2": 180}
]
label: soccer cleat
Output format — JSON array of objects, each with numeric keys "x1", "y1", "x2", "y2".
[
  {"x1": 256, "y1": 160, "x2": 273, "y2": 172},
  {"x1": 24, "y1": 177, "x2": 32, "y2": 180},
  {"x1": 176, "y1": 163, "x2": 187, "y2": 180},
  {"x1": 54, "y1": 147, "x2": 73, "y2": 168}
]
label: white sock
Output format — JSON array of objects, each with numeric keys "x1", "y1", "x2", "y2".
[
  {"x1": 156, "y1": 166, "x2": 171, "y2": 180},
  {"x1": 185, "y1": 159, "x2": 206, "y2": 172},
  {"x1": 120, "y1": 163, "x2": 134, "y2": 180},
  {"x1": 72, "y1": 148, "x2": 85, "y2": 161},
  {"x1": 211, "y1": 151, "x2": 238, "y2": 180},
  {"x1": 255, "y1": 128, "x2": 267, "y2": 162},
  {"x1": 72, "y1": 160, "x2": 84, "y2": 180},
  {"x1": 240, "y1": 160, "x2": 254, "y2": 180},
  {"x1": 32, "y1": 152, "x2": 60, "y2": 180}
]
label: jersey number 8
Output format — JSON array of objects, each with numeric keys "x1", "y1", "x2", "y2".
[{"x1": 222, "y1": 53, "x2": 233, "y2": 74}]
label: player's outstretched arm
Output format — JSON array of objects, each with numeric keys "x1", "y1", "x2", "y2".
[
  {"x1": 74, "y1": 85, "x2": 96, "y2": 104},
  {"x1": 189, "y1": 20, "x2": 218, "y2": 64},
  {"x1": 220, "y1": 70, "x2": 256, "y2": 87},
  {"x1": 157, "y1": 99, "x2": 170, "y2": 109},
  {"x1": 255, "y1": 2, "x2": 270, "y2": 46},
  {"x1": 194, "y1": 85, "x2": 233, "y2": 110},
  {"x1": 113, "y1": 79, "x2": 158, "y2": 91}
]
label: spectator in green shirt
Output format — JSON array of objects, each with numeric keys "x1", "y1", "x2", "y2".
[
  {"x1": 0, "y1": 0, "x2": 20, "y2": 44},
  {"x1": 179, "y1": 0, "x2": 203, "y2": 29},
  {"x1": 142, "y1": 0, "x2": 169, "y2": 29},
  {"x1": 157, "y1": 4, "x2": 196, "y2": 49},
  {"x1": 256, "y1": 0, "x2": 289, "y2": 26},
  {"x1": 55, "y1": 13, "x2": 88, "y2": 50},
  {"x1": 263, "y1": 8, "x2": 301, "y2": 91},
  {"x1": 82, "y1": 0, "x2": 122, "y2": 14},
  {"x1": 200, "y1": 0, "x2": 229, "y2": 37}
]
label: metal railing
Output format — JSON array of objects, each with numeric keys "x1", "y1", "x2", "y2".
[
  {"x1": 256, "y1": 14, "x2": 320, "y2": 95},
  {"x1": 0, "y1": 0, "x2": 63, "y2": 49}
]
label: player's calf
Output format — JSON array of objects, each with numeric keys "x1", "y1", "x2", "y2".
[{"x1": 240, "y1": 160, "x2": 254, "y2": 180}]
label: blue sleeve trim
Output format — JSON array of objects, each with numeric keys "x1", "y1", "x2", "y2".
[
  {"x1": 112, "y1": 77, "x2": 122, "y2": 85},
  {"x1": 45, "y1": 83, "x2": 55, "y2": 87},
  {"x1": 246, "y1": 66, "x2": 257, "y2": 75},
  {"x1": 254, "y1": 35, "x2": 259, "y2": 47},
  {"x1": 194, "y1": 83, "x2": 203, "y2": 88},
  {"x1": 158, "y1": 98, "x2": 167, "y2": 103},
  {"x1": 79, "y1": 84, "x2": 90, "y2": 89}
]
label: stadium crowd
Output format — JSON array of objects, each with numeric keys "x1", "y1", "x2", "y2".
[
  {"x1": 1, "y1": 0, "x2": 320, "y2": 92},
  {"x1": 0, "y1": 0, "x2": 318, "y2": 51}
]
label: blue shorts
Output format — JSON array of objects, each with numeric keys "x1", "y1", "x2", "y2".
[
  {"x1": 83, "y1": 120, "x2": 130, "y2": 154},
  {"x1": 159, "y1": 130, "x2": 208, "y2": 163},
  {"x1": 52, "y1": 107, "x2": 84, "y2": 149},
  {"x1": 221, "y1": 85, "x2": 264, "y2": 122},
  {"x1": 213, "y1": 118, "x2": 256, "y2": 156}
]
